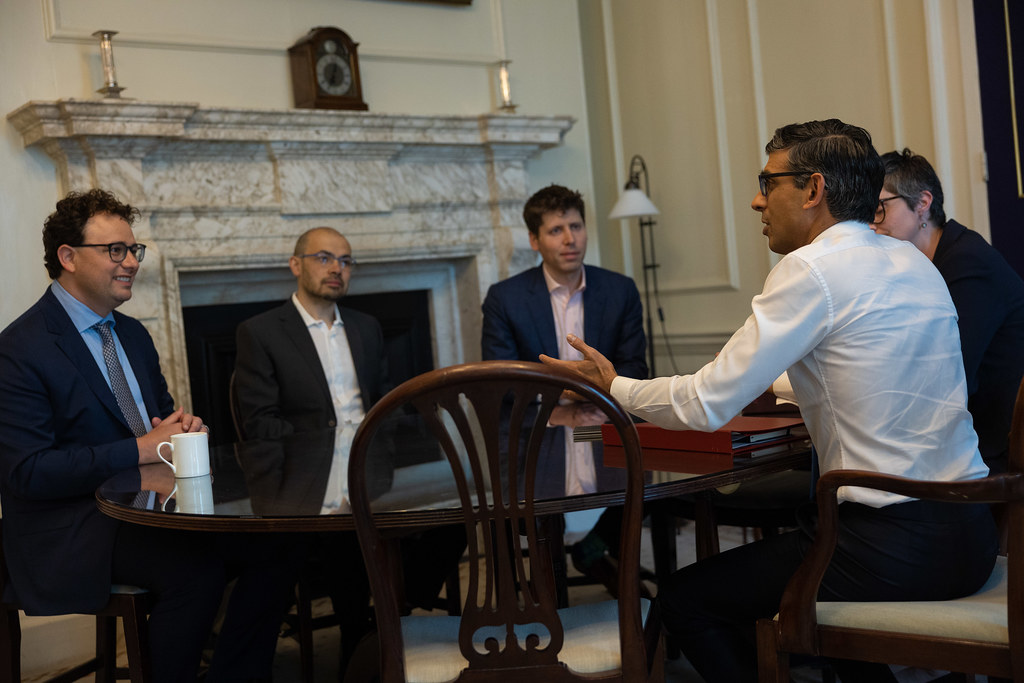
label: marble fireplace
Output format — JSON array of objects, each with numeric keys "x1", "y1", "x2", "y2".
[{"x1": 7, "y1": 99, "x2": 574, "y2": 411}]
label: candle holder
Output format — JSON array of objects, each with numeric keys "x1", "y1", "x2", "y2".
[
  {"x1": 93, "y1": 30, "x2": 126, "y2": 98},
  {"x1": 497, "y1": 60, "x2": 517, "y2": 113}
]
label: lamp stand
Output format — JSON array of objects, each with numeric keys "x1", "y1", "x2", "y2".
[{"x1": 639, "y1": 215, "x2": 658, "y2": 378}]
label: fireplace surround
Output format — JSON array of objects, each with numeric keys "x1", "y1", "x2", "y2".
[{"x1": 7, "y1": 99, "x2": 574, "y2": 409}]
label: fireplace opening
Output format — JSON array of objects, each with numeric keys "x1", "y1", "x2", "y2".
[{"x1": 182, "y1": 289, "x2": 434, "y2": 447}]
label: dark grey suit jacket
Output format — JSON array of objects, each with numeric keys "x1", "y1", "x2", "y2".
[{"x1": 234, "y1": 300, "x2": 387, "y2": 440}]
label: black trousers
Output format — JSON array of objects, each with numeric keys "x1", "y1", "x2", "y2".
[
  {"x1": 657, "y1": 499, "x2": 999, "y2": 683},
  {"x1": 111, "y1": 523, "x2": 302, "y2": 683}
]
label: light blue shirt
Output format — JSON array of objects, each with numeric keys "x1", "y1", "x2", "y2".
[{"x1": 50, "y1": 281, "x2": 152, "y2": 432}]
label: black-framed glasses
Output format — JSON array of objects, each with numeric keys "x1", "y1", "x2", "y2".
[
  {"x1": 298, "y1": 252, "x2": 357, "y2": 269},
  {"x1": 757, "y1": 171, "x2": 806, "y2": 196},
  {"x1": 874, "y1": 195, "x2": 907, "y2": 224},
  {"x1": 76, "y1": 242, "x2": 146, "y2": 263}
]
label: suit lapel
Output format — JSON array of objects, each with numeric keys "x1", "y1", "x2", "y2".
[
  {"x1": 279, "y1": 303, "x2": 333, "y2": 405},
  {"x1": 338, "y1": 308, "x2": 371, "y2": 409},
  {"x1": 42, "y1": 291, "x2": 128, "y2": 430},
  {"x1": 582, "y1": 266, "x2": 604, "y2": 350},
  {"x1": 525, "y1": 268, "x2": 560, "y2": 359}
]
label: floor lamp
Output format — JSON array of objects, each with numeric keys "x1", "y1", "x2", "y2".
[{"x1": 609, "y1": 155, "x2": 660, "y2": 378}]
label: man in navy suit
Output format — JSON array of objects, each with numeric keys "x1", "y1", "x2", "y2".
[
  {"x1": 0, "y1": 189, "x2": 295, "y2": 682},
  {"x1": 481, "y1": 184, "x2": 647, "y2": 582}
]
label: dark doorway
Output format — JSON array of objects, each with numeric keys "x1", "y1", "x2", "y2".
[
  {"x1": 183, "y1": 290, "x2": 434, "y2": 446},
  {"x1": 973, "y1": 0, "x2": 1024, "y2": 279}
]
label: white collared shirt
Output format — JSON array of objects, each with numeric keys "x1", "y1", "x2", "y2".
[
  {"x1": 291, "y1": 294, "x2": 365, "y2": 430},
  {"x1": 542, "y1": 266, "x2": 596, "y2": 495},
  {"x1": 611, "y1": 221, "x2": 988, "y2": 507}
]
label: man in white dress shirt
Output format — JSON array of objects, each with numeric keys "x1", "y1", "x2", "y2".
[{"x1": 541, "y1": 120, "x2": 998, "y2": 683}]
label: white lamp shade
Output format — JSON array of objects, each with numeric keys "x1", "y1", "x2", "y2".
[{"x1": 608, "y1": 188, "x2": 660, "y2": 219}]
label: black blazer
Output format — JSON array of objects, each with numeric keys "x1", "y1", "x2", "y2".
[
  {"x1": 234, "y1": 300, "x2": 388, "y2": 440},
  {"x1": 0, "y1": 288, "x2": 174, "y2": 614}
]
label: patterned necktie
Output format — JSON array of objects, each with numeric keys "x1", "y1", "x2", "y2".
[{"x1": 93, "y1": 321, "x2": 149, "y2": 437}]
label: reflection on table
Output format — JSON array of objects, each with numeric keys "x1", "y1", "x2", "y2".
[{"x1": 97, "y1": 425, "x2": 811, "y2": 533}]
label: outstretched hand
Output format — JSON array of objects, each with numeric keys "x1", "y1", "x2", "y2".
[{"x1": 539, "y1": 334, "x2": 619, "y2": 394}]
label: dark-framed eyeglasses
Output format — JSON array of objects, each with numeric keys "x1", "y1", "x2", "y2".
[
  {"x1": 758, "y1": 171, "x2": 806, "y2": 196},
  {"x1": 298, "y1": 252, "x2": 357, "y2": 269},
  {"x1": 76, "y1": 242, "x2": 147, "y2": 263},
  {"x1": 874, "y1": 195, "x2": 907, "y2": 224}
]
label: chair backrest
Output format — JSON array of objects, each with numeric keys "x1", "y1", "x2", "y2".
[{"x1": 348, "y1": 360, "x2": 650, "y2": 682}]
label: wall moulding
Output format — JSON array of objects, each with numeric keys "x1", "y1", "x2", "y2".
[
  {"x1": 7, "y1": 98, "x2": 572, "y2": 406},
  {"x1": 42, "y1": 0, "x2": 504, "y2": 65}
]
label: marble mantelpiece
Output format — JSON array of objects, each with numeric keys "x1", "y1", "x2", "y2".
[{"x1": 7, "y1": 99, "x2": 574, "y2": 407}]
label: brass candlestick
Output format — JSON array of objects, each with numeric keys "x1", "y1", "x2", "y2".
[{"x1": 93, "y1": 30, "x2": 126, "y2": 98}]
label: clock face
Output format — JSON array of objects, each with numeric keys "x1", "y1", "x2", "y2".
[{"x1": 316, "y1": 52, "x2": 352, "y2": 95}]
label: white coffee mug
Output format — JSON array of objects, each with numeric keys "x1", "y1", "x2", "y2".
[
  {"x1": 157, "y1": 431, "x2": 211, "y2": 478},
  {"x1": 163, "y1": 475, "x2": 215, "y2": 514}
]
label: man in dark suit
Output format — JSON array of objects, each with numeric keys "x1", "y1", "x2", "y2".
[
  {"x1": 234, "y1": 228, "x2": 387, "y2": 441},
  {"x1": 481, "y1": 184, "x2": 647, "y2": 583},
  {"x1": 0, "y1": 189, "x2": 295, "y2": 682},
  {"x1": 234, "y1": 227, "x2": 464, "y2": 674}
]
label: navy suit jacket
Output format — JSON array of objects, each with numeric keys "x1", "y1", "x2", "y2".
[
  {"x1": 234, "y1": 300, "x2": 388, "y2": 440},
  {"x1": 0, "y1": 288, "x2": 174, "y2": 614},
  {"x1": 481, "y1": 265, "x2": 647, "y2": 495}
]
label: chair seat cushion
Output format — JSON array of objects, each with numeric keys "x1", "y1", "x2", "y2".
[
  {"x1": 400, "y1": 598, "x2": 651, "y2": 683},
  {"x1": 814, "y1": 555, "x2": 1007, "y2": 643}
]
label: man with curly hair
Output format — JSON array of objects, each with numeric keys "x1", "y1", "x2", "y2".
[{"x1": 0, "y1": 189, "x2": 295, "y2": 682}]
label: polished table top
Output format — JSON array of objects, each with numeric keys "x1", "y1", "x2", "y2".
[{"x1": 97, "y1": 427, "x2": 811, "y2": 533}]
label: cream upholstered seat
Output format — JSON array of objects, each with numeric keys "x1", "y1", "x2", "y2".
[
  {"x1": 814, "y1": 556, "x2": 1008, "y2": 642},
  {"x1": 756, "y1": 378, "x2": 1024, "y2": 682},
  {"x1": 348, "y1": 360, "x2": 664, "y2": 683}
]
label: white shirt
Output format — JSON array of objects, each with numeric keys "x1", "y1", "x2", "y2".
[
  {"x1": 291, "y1": 294, "x2": 365, "y2": 429},
  {"x1": 292, "y1": 294, "x2": 365, "y2": 511},
  {"x1": 611, "y1": 221, "x2": 988, "y2": 507},
  {"x1": 543, "y1": 266, "x2": 596, "y2": 495}
]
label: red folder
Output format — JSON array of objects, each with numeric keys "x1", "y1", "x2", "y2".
[
  {"x1": 601, "y1": 416, "x2": 806, "y2": 454},
  {"x1": 601, "y1": 416, "x2": 807, "y2": 473}
]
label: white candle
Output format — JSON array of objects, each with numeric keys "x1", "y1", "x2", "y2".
[
  {"x1": 92, "y1": 30, "x2": 119, "y2": 90},
  {"x1": 499, "y1": 62, "x2": 512, "y2": 108}
]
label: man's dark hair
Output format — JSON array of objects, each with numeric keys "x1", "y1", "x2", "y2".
[
  {"x1": 43, "y1": 189, "x2": 140, "y2": 279},
  {"x1": 522, "y1": 184, "x2": 585, "y2": 235},
  {"x1": 765, "y1": 119, "x2": 884, "y2": 224},
  {"x1": 880, "y1": 148, "x2": 947, "y2": 226}
]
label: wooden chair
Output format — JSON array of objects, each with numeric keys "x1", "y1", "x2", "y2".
[
  {"x1": 228, "y1": 371, "x2": 461, "y2": 682},
  {"x1": 0, "y1": 523, "x2": 151, "y2": 682},
  {"x1": 756, "y1": 378, "x2": 1024, "y2": 682},
  {"x1": 349, "y1": 360, "x2": 664, "y2": 683}
]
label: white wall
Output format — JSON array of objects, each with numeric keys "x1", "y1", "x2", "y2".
[{"x1": 584, "y1": 0, "x2": 988, "y2": 375}]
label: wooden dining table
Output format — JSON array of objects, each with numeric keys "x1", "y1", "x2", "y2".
[{"x1": 96, "y1": 426, "x2": 812, "y2": 599}]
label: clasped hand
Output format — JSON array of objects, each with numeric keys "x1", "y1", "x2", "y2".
[{"x1": 136, "y1": 407, "x2": 209, "y2": 464}]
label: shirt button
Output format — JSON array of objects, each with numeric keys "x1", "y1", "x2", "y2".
[{"x1": 328, "y1": 419, "x2": 337, "y2": 427}]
